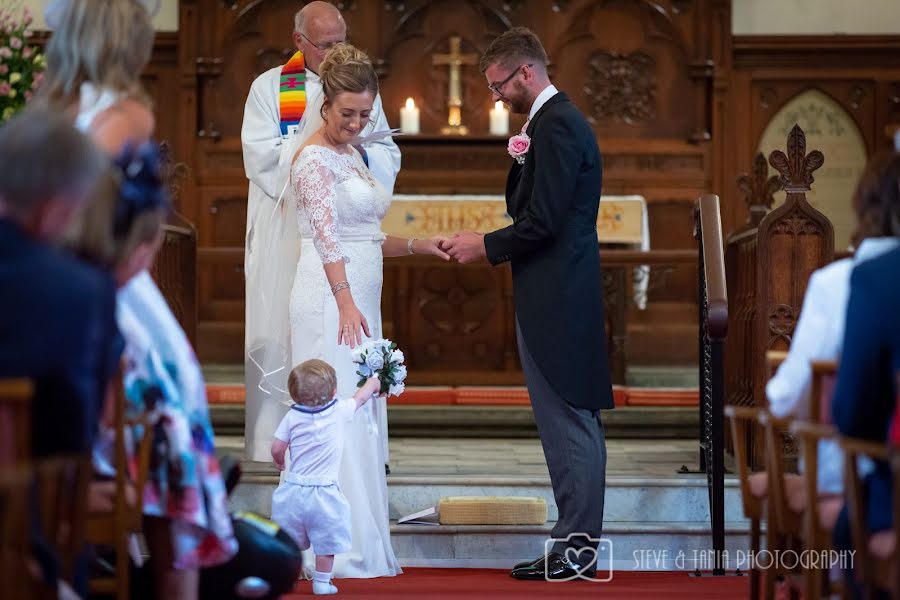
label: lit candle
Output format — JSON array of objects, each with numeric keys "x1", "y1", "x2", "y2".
[
  {"x1": 489, "y1": 100, "x2": 509, "y2": 136},
  {"x1": 400, "y1": 97, "x2": 420, "y2": 135}
]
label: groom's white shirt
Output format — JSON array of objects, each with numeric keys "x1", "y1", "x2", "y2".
[{"x1": 528, "y1": 84, "x2": 559, "y2": 122}]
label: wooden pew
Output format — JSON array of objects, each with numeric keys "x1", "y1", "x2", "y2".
[
  {"x1": 725, "y1": 125, "x2": 834, "y2": 469},
  {"x1": 0, "y1": 378, "x2": 32, "y2": 467},
  {"x1": 86, "y1": 377, "x2": 153, "y2": 600},
  {"x1": 840, "y1": 437, "x2": 899, "y2": 599}
]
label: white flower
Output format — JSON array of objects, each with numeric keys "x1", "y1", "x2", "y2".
[
  {"x1": 351, "y1": 347, "x2": 364, "y2": 363},
  {"x1": 366, "y1": 351, "x2": 385, "y2": 371},
  {"x1": 389, "y1": 382, "x2": 405, "y2": 397},
  {"x1": 393, "y1": 364, "x2": 407, "y2": 383},
  {"x1": 8, "y1": 71, "x2": 20, "y2": 84},
  {"x1": 390, "y1": 349, "x2": 405, "y2": 364}
]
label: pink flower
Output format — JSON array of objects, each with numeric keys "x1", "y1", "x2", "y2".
[
  {"x1": 0, "y1": 47, "x2": 11, "y2": 58},
  {"x1": 24, "y1": 90, "x2": 31, "y2": 101},
  {"x1": 0, "y1": 82, "x2": 10, "y2": 96},
  {"x1": 0, "y1": 65, "x2": 7, "y2": 75},
  {"x1": 21, "y1": 46, "x2": 31, "y2": 59},
  {"x1": 9, "y1": 37, "x2": 21, "y2": 50},
  {"x1": 23, "y1": 8, "x2": 32, "y2": 26},
  {"x1": 507, "y1": 133, "x2": 531, "y2": 165}
]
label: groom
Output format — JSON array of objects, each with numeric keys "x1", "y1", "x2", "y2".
[{"x1": 443, "y1": 27, "x2": 613, "y2": 581}]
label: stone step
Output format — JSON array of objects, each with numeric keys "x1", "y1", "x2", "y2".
[
  {"x1": 211, "y1": 404, "x2": 699, "y2": 438},
  {"x1": 390, "y1": 521, "x2": 753, "y2": 571},
  {"x1": 229, "y1": 462, "x2": 746, "y2": 532},
  {"x1": 228, "y1": 458, "x2": 750, "y2": 571}
]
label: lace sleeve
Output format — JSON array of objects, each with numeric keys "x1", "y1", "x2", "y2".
[{"x1": 292, "y1": 151, "x2": 346, "y2": 264}]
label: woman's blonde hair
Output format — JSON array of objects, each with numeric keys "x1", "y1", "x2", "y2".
[
  {"x1": 37, "y1": 0, "x2": 154, "y2": 111},
  {"x1": 318, "y1": 43, "x2": 378, "y2": 106},
  {"x1": 288, "y1": 359, "x2": 338, "y2": 407}
]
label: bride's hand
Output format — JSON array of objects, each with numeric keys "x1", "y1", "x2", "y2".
[
  {"x1": 418, "y1": 236, "x2": 451, "y2": 261},
  {"x1": 336, "y1": 297, "x2": 371, "y2": 348}
]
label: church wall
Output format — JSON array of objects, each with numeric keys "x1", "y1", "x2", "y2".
[
  {"x1": 732, "y1": 0, "x2": 900, "y2": 35},
  {"x1": 22, "y1": 0, "x2": 179, "y2": 31}
]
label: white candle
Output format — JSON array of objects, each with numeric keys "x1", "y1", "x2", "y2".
[
  {"x1": 400, "y1": 97, "x2": 420, "y2": 135},
  {"x1": 489, "y1": 100, "x2": 509, "y2": 136}
]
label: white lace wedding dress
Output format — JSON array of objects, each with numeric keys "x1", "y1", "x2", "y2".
[{"x1": 289, "y1": 144, "x2": 401, "y2": 578}]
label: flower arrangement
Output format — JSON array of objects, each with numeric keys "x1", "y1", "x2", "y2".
[
  {"x1": 0, "y1": 2, "x2": 45, "y2": 122},
  {"x1": 352, "y1": 339, "x2": 407, "y2": 397}
]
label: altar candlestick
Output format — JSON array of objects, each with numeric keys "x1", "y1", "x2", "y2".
[
  {"x1": 489, "y1": 101, "x2": 509, "y2": 136},
  {"x1": 400, "y1": 97, "x2": 420, "y2": 135}
]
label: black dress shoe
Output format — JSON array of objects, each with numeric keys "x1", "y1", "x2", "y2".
[
  {"x1": 512, "y1": 554, "x2": 545, "y2": 570},
  {"x1": 510, "y1": 552, "x2": 593, "y2": 581}
]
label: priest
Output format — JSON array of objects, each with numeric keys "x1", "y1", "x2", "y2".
[{"x1": 241, "y1": 1, "x2": 401, "y2": 462}]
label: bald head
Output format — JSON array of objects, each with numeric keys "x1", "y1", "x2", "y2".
[
  {"x1": 295, "y1": 1, "x2": 343, "y2": 34},
  {"x1": 293, "y1": 1, "x2": 347, "y2": 73}
]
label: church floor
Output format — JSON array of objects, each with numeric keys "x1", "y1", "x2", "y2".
[{"x1": 216, "y1": 436, "x2": 720, "y2": 479}]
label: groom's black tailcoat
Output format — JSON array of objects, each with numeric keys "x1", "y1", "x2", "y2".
[{"x1": 484, "y1": 92, "x2": 613, "y2": 411}]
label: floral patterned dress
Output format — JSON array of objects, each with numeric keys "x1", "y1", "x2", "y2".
[{"x1": 114, "y1": 271, "x2": 237, "y2": 568}]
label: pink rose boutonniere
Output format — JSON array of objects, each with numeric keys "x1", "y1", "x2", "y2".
[{"x1": 507, "y1": 132, "x2": 530, "y2": 165}]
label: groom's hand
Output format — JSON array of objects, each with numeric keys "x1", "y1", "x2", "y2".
[{"x1": 443, "y1": 232, "x2": 487, "y2": 264}]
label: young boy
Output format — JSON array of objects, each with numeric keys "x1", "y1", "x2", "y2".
[{"x1": 270, "y1": 359, "x2": 381, "y2": 595}]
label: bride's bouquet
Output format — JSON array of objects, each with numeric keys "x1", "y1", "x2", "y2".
[{"x1": 352, "y1": 339, "x2": 407, "y2": 397}]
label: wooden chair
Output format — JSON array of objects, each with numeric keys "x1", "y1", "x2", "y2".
[
  {"x1": 725, "y1": 405, "x2": 768, "y2": 599},
  {"x1": 0, "y1": 378, "x2": 32, "y2": 466},
  {"x1": 0, "y1": 466, "x2": 33, "y2": 600},
  {"x1": 86, "y1": 382, "x2": 153, "y2": 600},
  {"x1": 841, "y1": 437, "x2": 899, "y2": 599},
  {"x1": 33, "y1": 455, "x2": 92, "y2": 595},
  {"x1": 758, "y1": 410, "x2": 807, "y2": 600}
]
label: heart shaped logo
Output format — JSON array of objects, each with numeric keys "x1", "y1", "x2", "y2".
[{"x1": 565, "y1": 546, "x2": 598, "y2": 574}]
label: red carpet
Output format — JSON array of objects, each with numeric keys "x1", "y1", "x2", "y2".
[{"x1": 286, "y1": 568, "x2": 749, "y2": 599}]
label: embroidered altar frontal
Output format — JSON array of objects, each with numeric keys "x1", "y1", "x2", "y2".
[{"x1": 385, "y1": 195, "x2": 645, "y2": 244}]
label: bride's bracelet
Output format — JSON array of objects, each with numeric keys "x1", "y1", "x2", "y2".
[
  {"x1": 408, "y1": 238, "x2": 418, "y2": 255},
  {"x1": 331, "y1": 280, "x2": 350, "y2": 295}
]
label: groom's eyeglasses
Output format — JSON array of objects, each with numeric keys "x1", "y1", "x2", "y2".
[
  {"x1": 488, "y1": 63, "x2": 532, "y2": 95},
  {"x1": 299, "y1": 31, "x2": 345, "y2": 52}
]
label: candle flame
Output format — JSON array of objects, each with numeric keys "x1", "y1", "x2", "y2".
[{"x1": 405, "y1": 97, "x2": 415, "y2": 110}]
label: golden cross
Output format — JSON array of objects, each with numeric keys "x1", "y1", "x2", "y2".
[{"x1": 432, "y1": 36, "x2": 478, "y2": 135}]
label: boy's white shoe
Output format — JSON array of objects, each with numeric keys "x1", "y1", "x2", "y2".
[{"x1": 313, "y1": 570, "x2": 338, "y2": 595}]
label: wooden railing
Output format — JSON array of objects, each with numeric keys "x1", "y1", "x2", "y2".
[{"x1": 695, "y1": 193, "x2": 728, "y2": 574}]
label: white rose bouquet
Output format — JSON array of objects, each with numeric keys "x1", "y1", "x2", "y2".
[{"x1": 352, "y1": 338, "x2": 407, "y2": 397}]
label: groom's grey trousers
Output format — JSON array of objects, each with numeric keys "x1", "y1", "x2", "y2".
[{"x1": 516, "y1": 319, "x2": 607, "y2": 567}]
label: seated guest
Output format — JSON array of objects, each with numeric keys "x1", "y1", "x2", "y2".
[
  {"x1": 767, "y1": 152, "x2": 900, "y2": 494},
  {"x1": 831, "y1": 226, "x2": 900, "y2": 597},
  {"x1": 0, "y1": 109, "x2": 116, "y2": 596},
  {"x1": 0, "y1": 108, "x2": 114, "y2": 458},
  {"x1": 66, "y1": 142, "x2": 237, "y2": 600}
]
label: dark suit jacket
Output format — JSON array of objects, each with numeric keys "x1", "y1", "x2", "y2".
[
  {"x1": 832, "y1": 246, "x2": 900, "y2": 531},
  {"x1": 484, "y1": 92, "x2": 613, "y2": 411},
  {"x1": 0, "y1": 218, "x2": 120, "y2": 458}
]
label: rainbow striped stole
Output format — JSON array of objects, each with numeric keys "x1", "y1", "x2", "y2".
[{"x1": 279, "y1": 50, "x2": 306, "y2": 137}]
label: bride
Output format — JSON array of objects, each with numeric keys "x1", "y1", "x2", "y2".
[{"x1": 252, "y1": 43, "x2": 448, "y2": 578}]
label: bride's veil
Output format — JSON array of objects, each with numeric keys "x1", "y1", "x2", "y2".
[{"x1": 244, "y1": 88, "x2": 324, "y2": 408}]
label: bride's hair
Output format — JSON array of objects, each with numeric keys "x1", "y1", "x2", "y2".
[
  {"x1": 36, "y1": 0, "x2": 154, "y2": 111},
  {"x1": 318, "y1": 43, "x2": 379, "y2": 104}
]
